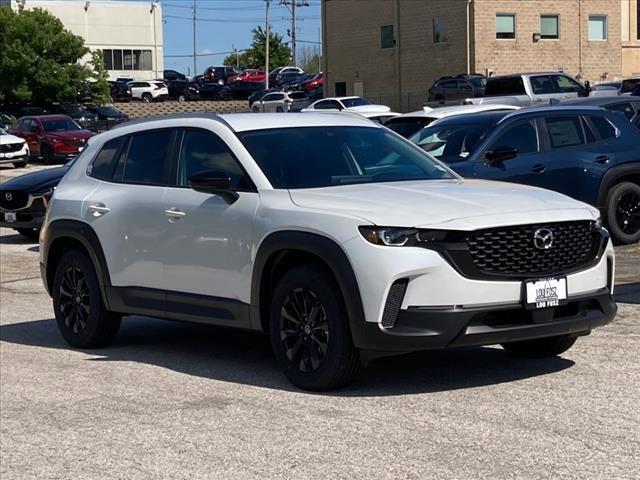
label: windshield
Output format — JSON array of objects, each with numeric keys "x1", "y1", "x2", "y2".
[
  {"x1": 341, "y1": 98, "x2": 370, "y2": 108},
  {"x1": 409, "y1": 124, "x2": 493, "y2": 163},
  {"x1": 97, "y1": 107, "x2": 120, "y2": 116},
  {"x1": 62, "y1": 105, "x2": 88, "y2": 116},
  {"x1": 469, "y1": 77, "x2": 487, "y2": 88},
  {"x1": 237, "y1": 126, "x2": 454, "y2": 189},
  {"x1": 385, "y1": 118, "x2": 436, "y2": 138},
  {"x1": 42, "y1": 119, "x2": 82, "y2": 132}
]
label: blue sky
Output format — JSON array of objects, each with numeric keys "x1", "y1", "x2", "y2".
[{"x1": 161, "y1": 0, "x2": 322, "y2": 75}]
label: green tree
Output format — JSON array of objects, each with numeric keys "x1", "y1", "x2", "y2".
[
  {"x1": 223, "y1": 26, "x2": 292, "y2": 72},
  {"x1": 0, "y1": 7, "x2": 96, "y2": 105},
  {"x1": 87, "y1": 50, "x2": 111, "y2": 106}
]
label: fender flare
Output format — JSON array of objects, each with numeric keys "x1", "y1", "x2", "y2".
[
  {"x1": 596, "y1": 162, "x2": 640, "y2": 209},
  {"x1": 250, "y1": 231, "x2": 368, "y2": 347},
  {"x1": 43, "y1": 219, "x2": 112, "y2": 309}
]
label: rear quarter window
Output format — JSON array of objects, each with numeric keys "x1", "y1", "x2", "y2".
[
  {"x1": 485, "y1": 77, "x2": 526, "y2": 96},
  {"x1": 589, "y1": 116, "x2": 617, "y2": 140},
  {"x1": 89, "y1": 136, "x2": 128, "y2": 180}
]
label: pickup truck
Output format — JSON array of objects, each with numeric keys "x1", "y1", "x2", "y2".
[{"x1": 463, "y1": 72, "x2": 590, "y2": 107}]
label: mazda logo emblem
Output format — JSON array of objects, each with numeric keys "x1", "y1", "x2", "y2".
[
  {"x1": 4, "y1": 192, "x2": 12, "y2": 202},
  {"x1": 533, "y1": 228, "x2": 554, "y2": 250}
]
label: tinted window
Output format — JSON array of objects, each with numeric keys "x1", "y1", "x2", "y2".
[
  {"x1": 177, "y1": 130, "x2": 250, "y2": 190},
  {"x1": 121, "y1": 130, "x2": 172, "y2": 185},
  {"x1": 314, "y1": 100, "x2": 336, "y2": 110},
  {"x1": 90, "y1": 136, "x2": 127, "y2": 180},
  {"x1": 491, "y1": 120, "x2": 539, "y2": 155},
  {"x1": 238, "y1": 126, "x2": 453, "y2": 189},
  {"x1": 531, "y1": 75, "x2": 556, "y2": 95},
  {"x1": 385, "y1": 118, "x2": 437, "y2": 138},
  {"x1": 554, "y1": 75, "x2": 583, "y2": 93},
  {"x1": 440, "y1": 81, "x2": 458, "y2": 89},
  {"x1": 410, "y1": 124, "x2": 492, "y2": 163},
  {"x1": 341, "y1": 98, "x2": 370, "y2": 108},
  {"x1": 545, "y1": 117, "x2": 585, "y2": 148},
  {"x1": 42, "y1": 119, "x2": 81, "y2": 132},
  {"x1": 589, "y1": 116, "x2": 616, "y2": 140},
  {"x1": 606, "y1": 102, "x2": 635, "y2": 120},
  {"x1": 485, "y1": 77, "x2": 525, "y2": 96}
]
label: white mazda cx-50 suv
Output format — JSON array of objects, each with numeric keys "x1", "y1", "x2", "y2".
[{"x1": 39, "y1": 113, "x2": 616, "y2": 390}]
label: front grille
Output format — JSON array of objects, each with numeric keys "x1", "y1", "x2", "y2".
[
  {"x1": 64, "y1": 139, "x2": 85, "y2": 147},
  {"x1": 0, "y1": 190, "x2": 29, "y2": 211},
  {"x1": 464, "y1": 221, "x2": 597, "y2": 277},
  {"x1": 381, "y1": 279, "x2": 408, "y2": 329},
  {"x1": 0, "y1": 142, "x2": 24, "y2": 153}
]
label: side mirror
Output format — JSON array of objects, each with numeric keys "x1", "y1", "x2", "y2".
[
  {"x1": 188, "y1": 171, "x2": 239, "y2": 203},
  {"x1": 485, "y1": 147, "x2": 518, "y2": 163},
  {"x1": 336, "y1": 104, "x2": 343, "y2": 111},
  {"x1": 579, "y1": 81, "x2": 591, "y2": 97}
]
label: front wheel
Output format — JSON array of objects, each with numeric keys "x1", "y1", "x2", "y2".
[
  {"x1": 13, "y1": 160, "x2": 28, "y2": 168},
  {"x1": 178, "y1": 94, "x2": 186, "y2": 103},
  {"x1": 52, "y1": 250, "x2": 121, "y2": 348},
  {"x1": 269, "y1": 265, "x2": 361, "y2": 391},
  {"x1": 40, "y1": 144, "x2": 54, "y2": 164},
  {"x1": 502, "y1": 334, "x2": 577, "y2": 358},
  {"x1": 606, "y1": 181, "x2": 640, "y2": 244}
]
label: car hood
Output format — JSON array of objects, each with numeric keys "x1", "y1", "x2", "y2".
[
  {"x1": 47, "y1": 130, "x2": 94, "y2": 140},
  {"x1": 288, "y1": 179, "x2": 598, "y2": 231},
  {"x1": 345, "y1": 104, "x2": 391, "y2": 113},
  {"x1": 0, "y1": 166, "x2": 68, "y2": 192},
  {"x1": 0, "y1": 134, "x2": 25, "y2": 145}
]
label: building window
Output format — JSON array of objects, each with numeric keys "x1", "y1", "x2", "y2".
[
  {"x1": 102, "y1": 49, "x2": 152, "y2": 71},
  {"x1": 496, "y1": 13, "x2": 516, "y2": 39},
  {"x1": 335, "y1": 82, "x2": 347, "y2": 96},
  {"x1": 380, "y1": 24, "x2": 394, "y2": 49},
  {"x1": 540, "y1": 14, "x2": 559, "y2": 39},
  {"x1": 588, "y1": 15, "x2": 607, "y2": 40},
  {"x1": 433, "y1": 18, "x2": 448, "y2": 43}
]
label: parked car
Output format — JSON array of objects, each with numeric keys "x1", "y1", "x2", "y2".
[
  {"x1": 300, "y1": 73, "x2": 324, "y2": 92},
  {"x1": 409, "y1": 107, "x2": 640, "y2": 244},
  {"x1": 283, "y1": 73, "x2": 317, "y2": 91},
  {"x1": 129, "y1": 81, "x2": 168, "y2": 102},
  {"x1": 203, "y1": 66, "x2": 238, "y2": 85},
  {"x1": 108, "y1": 81, "x2": 132, "y2": 102},
  {"x1": 39, "y1": 112, "x2": 616, "y2": 391},
  {"x1": 0, "y1": 162, "x2": 70, "y2": 239},
  {"x1": 86, "y1": 105, "x2": 130, "y2": 130},
  {"x1": 167, "y1": 80, "x2": 200, "y2": 102},
  {"x1": 275, "y1": 72, "x2": 308, "y2": 88},
  {"x1": 557, "y1": 96, "x2": 640, "y2": 124},
  {"x1": 359, "y1": 111, "x2": 401, "y2": 124},
  {"x1": 464, "y1": 72, "x2": 590, "y2": 107},
  {"x1": 0, "y1": 112, "x2": 16, "y2": 129},
  {"x1": 0, "y1": 127, "x2": 29, "y2": 168},
  {"x1": 230, "y1": 81, "x2": 268, "y2": 100},
  {"x1": 251, "y1": 91, "x2": 309, "y2": 112},
  {"x1": 50, "y1": 104, "x2": 99, "y2": 131},
  {"x1": 385, "y1": 104, "x2": 520, "y2": 138},
  {"x1": 620, "y1": 78, "x2": 640, "y2": 95},
  {"x1": 301, "y1": 96, "x2": 390, "y2": 114},
  {"x1": 9, "y1": 115, "x2": 95, "y2": 164},
  {"x1": 428, "y1": 76, "x2": 486, "y2": 102},
  {"x1": 227, "y1": 69, "x2": 266, "y2": 84},
  {"x1": 247, "y1": 88, "x2": 280, "y2": 107},
  {"x1": 163, "y1": 69, "x2": 187, "y2": 81},
  {"x1": 268, "y1": 66, "x2": 303, "y2": 85},
  {"x1": 198, "y1": 83, "x2": 232, "y2": 101}
]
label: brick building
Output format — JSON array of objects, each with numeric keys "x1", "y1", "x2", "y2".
[{"x1": 321, "y1": 0, "x2": 640, "y2": 112}]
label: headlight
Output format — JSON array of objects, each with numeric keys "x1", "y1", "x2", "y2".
[
  {"x1": 35, "y1": 187, "x2": 54, "y2": 207},
  {"x1": 359, "y1": 227, "x2": 449, "y2": 247},
  {"x1": 50, "y1": 138, "x2": 62, "y2": 143}
]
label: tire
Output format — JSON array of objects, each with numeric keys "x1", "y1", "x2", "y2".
[
  {"x1": 13, "y1": 160, "x2": 28, "y2": 168},
  {"x1": 178, "y1": 94, "x2": 186, "y2": 103},
  {"x1": 605, "y1": 181, "x2": 640, "y2": 245},
  {"x1": 142, "y1": 93, "x2": 152, "y2": 103},
  {"x1": 40, "y1": 143, "x2": 54, "y2": 164},
  {"x1": 52, "y1": 249, "x2": 121, "y2": 348},
  {"x1": 16, "y1": 228, "x2": 39, "y2": 240},
  {"x1": 252, "y1": 106, "x2": 260, "y2": 113},
  {"x1": 276, "y1": 107, "x2": 284, "y2": 112},
  {"x1": 269, "y1": 265, "x2": 361, "y2": 391},
  {"x1": 502, "y1": 334, "x2": 577, "y2": 358}
]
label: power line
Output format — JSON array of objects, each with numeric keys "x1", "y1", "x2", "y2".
[{"x1": 163, "y1": 14, "x2": 290, "y2": 23}]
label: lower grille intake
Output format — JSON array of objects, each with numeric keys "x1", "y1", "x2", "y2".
[{"x1": 381, "y1": 279, "x2": 408, "y2": 329}]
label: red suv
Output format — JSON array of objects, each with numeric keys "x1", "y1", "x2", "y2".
[
  {"x1": 9, "y1": 115, "x2": 95, "y2": 164},
  {"x1": 227, "y1": 69, "x2": 266, "y2": 84},
  {"x1": 301, "y1": 73, "x2": 324, "y2": 91}
]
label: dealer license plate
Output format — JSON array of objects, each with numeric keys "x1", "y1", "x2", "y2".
[
  {"x1": 525, "y1": 278, "x2": 567, "y2": 309},
  {"x1": 4, "y1": 212, "x2": 17, "y2": 223}
]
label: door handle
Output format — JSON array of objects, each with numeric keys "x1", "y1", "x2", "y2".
[
  {"x1": 88, "y1": 203, "x2": 110, "y2": 216},
  {"x1": 594, "y1": 155, "x2": 610, "y2": 164},
  {"x1": 164, "y1": 207, "x2": 186, "y2": 220},
  {"x1": 530, "y1": 164, "x2": 546, "y2": 173}
]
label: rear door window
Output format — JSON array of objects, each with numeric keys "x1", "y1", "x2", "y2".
[
  {"x1": 485, "y1": 76, "x2": 526, "y2": 96},
  {"x1": 545, "y1": 116, "x2": 585, "y2": 148},
  {"x1": 115, "y1": 130, "x2": 173, "y2": 185},
  {"x1": 89, "y1": 136, "x2": 128, "y2": 180}
]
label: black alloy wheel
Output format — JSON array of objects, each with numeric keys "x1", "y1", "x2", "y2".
[
  {"x1": 279, "y1": 287, "x2": 330, "y2": 372},
  {"x1": 615, "y1": 189, "x2": 640, "y2": 235},
  {"x1": 59, "y1": 265, "x2": 90, "y2": 334},
  {"x1": 606, "y1": 182, "x2": 640, "y2": 244}
]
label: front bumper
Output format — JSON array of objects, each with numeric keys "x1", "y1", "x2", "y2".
[
  {"x1": 0, "y1": 209, "x2": 45, "y2": 230},
  {"x1": 0, "y1": 152, "x2": 28, "y2": 164},
  {"x1": 351, "y1": 289, "x2": 616, "y2": 352}
]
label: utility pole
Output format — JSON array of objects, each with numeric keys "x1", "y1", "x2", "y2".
[
  {"x1": 265, "y1": 0, "x2": 270, "y2": 88},
  {"x1": 192, "y1": 0, "x2": 197, "y2": 76},
  {"x1": 281, "y1": 1, "x2": 308, "y2": 67}
]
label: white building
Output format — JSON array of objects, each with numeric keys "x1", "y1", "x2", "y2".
[{"x1": 1, "y1": 0, "x2": 164, "y2": 81}]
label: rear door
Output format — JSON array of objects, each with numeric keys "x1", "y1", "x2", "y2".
[{"x1": 83, "y1": 129, "x2": 175, "y2": 290}]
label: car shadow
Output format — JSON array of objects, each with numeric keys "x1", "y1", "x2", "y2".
[
  {"x1": 0, "y1": 316, "x2": 575, "y2": 396},
  {"x1": 0, "y1": 232, "x2": 36, "y2": 245}
]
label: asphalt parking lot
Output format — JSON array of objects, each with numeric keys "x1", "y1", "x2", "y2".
[{"x1": 1, "y1": 164, "x2": 639, "y2": 479}]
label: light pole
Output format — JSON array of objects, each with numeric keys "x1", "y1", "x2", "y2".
[{"x1": 265, "y1": 0, "x2": 270, "y2": 88}]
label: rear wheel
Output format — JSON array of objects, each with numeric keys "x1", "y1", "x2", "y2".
[
  {"x1": 502, "y1": 334, "x2": 577, "y2": 358},
  {"x1": 52, "y1": 250, "x2": 121, "y2": 348},
  {"x1": 606, "y1": 181, "x2": 640, "y2": 244},
  {"x1": 142, "y1": 93, "x2": 152, "y2": 103},
  {"x1": 269, "y1": 265, "x2": 361, "y2": 391}
]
